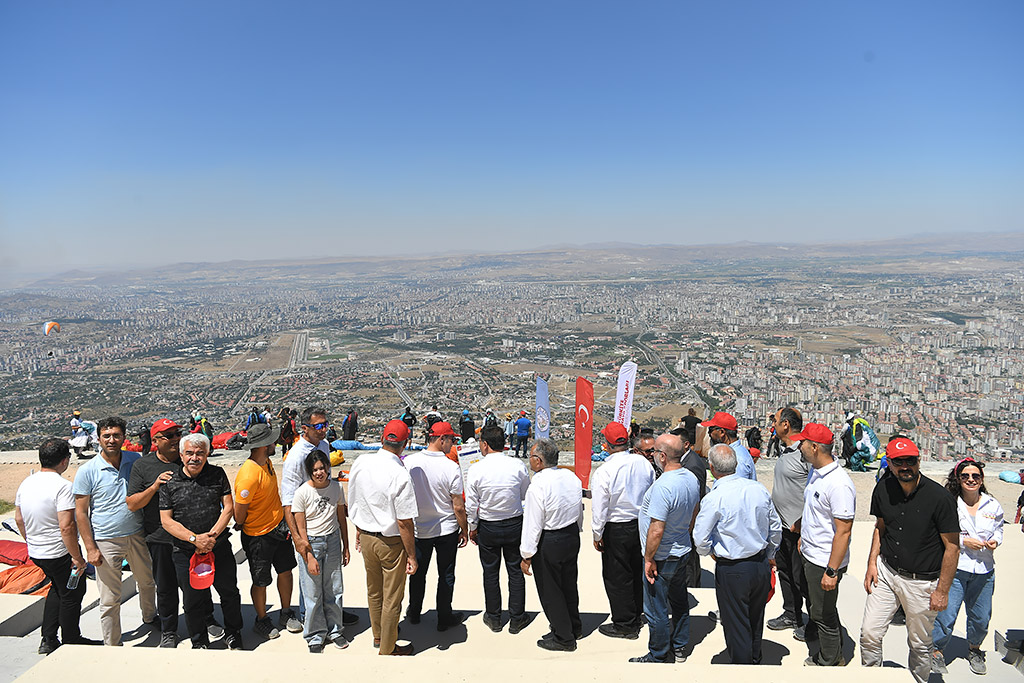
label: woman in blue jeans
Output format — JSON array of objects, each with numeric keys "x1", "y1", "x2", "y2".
[
  {"x1": 932, "y1": 458, "x2": 1003, "y2": 676},
  {"x1": 292, "y1": 449, "x2": 351, "y2": 653}
]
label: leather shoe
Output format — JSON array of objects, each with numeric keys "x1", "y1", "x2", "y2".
[
  {"x1": 437, "y1": 611, "x2": 466, "y2": 631},
  {"x1": 38, "y1": 638, "x2": 60, "y2": 655},
  {"x1": 598, "y1": 623, "x2": 639, "y2": 640},
  {"x1": 537, "y1": 638, "x2": 576, "y2": 652},
  {"x1": 482, "y1": 615, "x2": 502, "y2": 632},
  {"x1": 406, "y1": 611, "x2": 420, "y2": 625},
  {"x1": 342, "y1": 610, "x2": 359, "y2": 625},
  {"x1": 384, "y1": 643, "x2": 414, "y2": 656},
  {"x1": 509, "y1": 617, "x2": 530, "y2": 634}
]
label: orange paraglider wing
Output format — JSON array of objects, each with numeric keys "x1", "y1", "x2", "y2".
[{"x1": 43, "y1": 321, "x2": 61, "y2": 335}]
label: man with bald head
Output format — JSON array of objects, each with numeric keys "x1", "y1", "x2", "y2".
[{"x1": 629, "y1": 433, "x2": 700, "y2": 663}]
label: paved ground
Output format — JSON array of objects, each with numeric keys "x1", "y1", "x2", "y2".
[{"x1": 1, "y1": 452, "x2": 1022, "y2": 682}]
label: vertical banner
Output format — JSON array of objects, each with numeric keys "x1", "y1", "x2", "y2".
[
  {"x1": 575, "y1": 377, "x2": 594, "y2": 488},
  {"x1": 535, "y1": 376, "x2": 550, "y2": 440},
  {"x1": 614, "y1": 361, "x2": 638, "y2": 427}
]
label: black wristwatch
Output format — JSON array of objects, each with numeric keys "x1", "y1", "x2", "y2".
[{"x1": 825, "y1": 566, "x2": 837, "y2": 578}]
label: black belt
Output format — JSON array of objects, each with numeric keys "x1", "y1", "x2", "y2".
[
  {"x1": 717, "y1": 549, "x2": 767, "y2": 565},
  {"x1": 358, "y1": 529, "x2": 398, "y2": 540},
  {"x1": 883, "y1": 557, "x2": 940, "y2": 581},
  {"x1": 478, "y1": 515, "x2": 523, "y2": 526}
]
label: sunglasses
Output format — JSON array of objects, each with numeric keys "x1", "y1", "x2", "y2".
[
  {"x1": 959, "y1": 472, "x2": 983, "y2": 481},
  {"x1": 890, "y1": 457, "x2": 919, "y2": 466},
  {"x1": 303, "y1": 422, "x2": 329, "y2": 430}
]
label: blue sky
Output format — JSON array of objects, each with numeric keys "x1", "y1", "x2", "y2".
[{"x1": 1, "y1": 1, "x2": 1021, "y2": 276}]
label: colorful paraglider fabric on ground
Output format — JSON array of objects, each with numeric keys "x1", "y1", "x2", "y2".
[{"x1": 43, "y1": 322, "x2": 60, "y2": 335}]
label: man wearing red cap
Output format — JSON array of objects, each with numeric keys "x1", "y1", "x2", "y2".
[
  {"x1": 348, "y1": 420, "x2": 419, "y2": 655},
  {"x1": 701, "y1": 411, "x2": 757, "y2": 482},
  {"x1": 513, "y1": 411, "x2": 532, "y2": 458},
  {"x1": 860, "y1": 437, "x2": 959, "y2": 682},
  {"x1": 403, "y1": 421, "x2": 468, "y2": 630},
  {"x1": 792, "y1": 423, "x2": 855, "y2": 666},
  {"x1": 591, "y1": 421, "x2": 655, "y2": 639}
]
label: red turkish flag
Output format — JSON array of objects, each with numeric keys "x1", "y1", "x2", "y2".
[{"x1": 574, "y1": 377, "x2": 594, "y2": 488}]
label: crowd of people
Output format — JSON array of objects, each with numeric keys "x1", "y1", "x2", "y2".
[{"x1": 12, "y1": 405, "x2": 1006, "y2": 680}]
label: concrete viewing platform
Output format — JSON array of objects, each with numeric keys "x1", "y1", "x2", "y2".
[{"x1": 2, "y1": 453, "x2": 1023, "y2": 682}]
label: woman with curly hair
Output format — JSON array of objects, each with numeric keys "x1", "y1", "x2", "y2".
[{"x1": 931, "y1": 458, "x2": 1003, "y2": 676}]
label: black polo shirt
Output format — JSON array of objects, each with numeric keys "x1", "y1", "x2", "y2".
[
  {"x1": 159, "y1": 463, "x2": 232, "y2": 550},
  {"x1": 870, "y1": 473, "x2": 958, "y2": 575},
  {"x1": 127, "y1": 453, "x2": 178, "y2": 545}
]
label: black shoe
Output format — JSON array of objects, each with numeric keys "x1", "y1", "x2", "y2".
[
  {"x1": 406, "y1": 611, "x2": 421, "y2": 625},
  {"x1": 598, "y1": 623, "x2": 640, "y2": 640},
  {"x1": 38, "y1": 638, "x2": 61, "y2": 655},
  {"x1": 482, "y1": 615, "x2": 502, "y2": 632},
  {"x1": 342, "y1": 610, "x2": 359, "y2": 625},
  {"x1": 437, "y1": 611, "x2": 466, "y2": 631},
  {"x1": 673, "y1": 647, "x2": 687, "y2": 661},
  {"x1": 192, "y1": 641, "x2": 209, "y2": 650},
  {"x1": 206, "y1": 621, "x2": 225, "y2": 639},
  {"x1": 159, "y1": 632, "x2": 178, "y2": 648},
  {"x1": 308, "y1": 643, "x2": 324, "y2": 653},
  {"x1": 509, "y1": 617, "x2": 530, "y2": 635},
  {"x1": 767, "y1": 614, "x2": 800, "y2": 631},
  {"x1": 226, "y1": 633, "x2": 243, "y2": 651},
  {"x1": 629, "y1": 653, "x2": 673, "y2": 663},
  {"x1": 543, "y1": 629, "x2": 582, "y2": 641},
  {"x1": 538, "y1": 637, "x2": 576, "y2": 652},
  {"x1": 64, "y1": 636, "x2": 102, "y2": 646}
]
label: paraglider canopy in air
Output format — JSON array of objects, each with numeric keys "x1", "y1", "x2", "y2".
[{"x1": 44, "y1": 321, "x2": 61, "y2": 335}]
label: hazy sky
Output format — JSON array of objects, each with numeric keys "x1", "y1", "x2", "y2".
[{"x1": 1, "y1": 1, "x2": 1022, "y2": 277}]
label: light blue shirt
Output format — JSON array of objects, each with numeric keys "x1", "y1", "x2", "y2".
[
  {"x1": 72, "y1": 450, "x2": 143, "y2": 540},
  {"x1": 639, "y1": 467, "x2": 700, "y2": 560},
  {"x1": 693, "y1": 474, "x2": 781, "y2": 560},
  {"x1": 732, "y1": 441, "x2": 758, "y2": 481}
]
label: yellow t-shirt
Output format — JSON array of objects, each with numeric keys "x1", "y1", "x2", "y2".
[{"x1": 233, "y1": 458, "x2": 284, "y2": 537}]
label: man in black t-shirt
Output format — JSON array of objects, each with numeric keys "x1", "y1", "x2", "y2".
[
  {"x1": 159, "y1": 434, "x2": 244, "y2": 650},
  {"x1": 859, "y1": 437, "x2": 959, "y2": 682}
]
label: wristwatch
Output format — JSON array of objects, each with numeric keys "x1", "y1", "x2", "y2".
[
  {"x1": 188, "y1": 534, "x2": 197, "y2": 544},
  {"x1": 825, "y1": 566, "x2": 837, "y2": 578}
]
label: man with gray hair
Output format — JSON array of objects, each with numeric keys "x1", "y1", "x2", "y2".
[
  {"x1": 520, "y1": 438, "x2": 584, "y2": 652},
  {"x1": 693, "y1": 443, "x2": 781, "y2": 665}
]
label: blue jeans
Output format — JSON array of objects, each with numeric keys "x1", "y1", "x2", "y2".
[
  {"x1": 932, "y1": 569, "x2": 994, "y2": 651},
  {"x1": 642, "y1": 553, "x2": 691, "y2": 662},
  {"x1": 297, "y1": 531, "x2": 345, "y2": 647}
]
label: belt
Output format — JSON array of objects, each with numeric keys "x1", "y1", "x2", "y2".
[
  {"x1": 478, "y1": 515, "x2": 523, "y2": 525},
  {"x1": 883, "y1": 557, "x2": 940, "y2": 581},
  {"x1": 358, "y1": 529, "x2": 398, "y2": 540},
  {"x1": 717, "y1": 549, "x2": 767, "y2": 565}
]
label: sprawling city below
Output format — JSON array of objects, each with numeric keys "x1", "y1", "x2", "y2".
[{"x1": 2, "y1": 234, "x2": 1023, "y2": 461}]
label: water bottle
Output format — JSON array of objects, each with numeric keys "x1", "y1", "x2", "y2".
[{"x1": 67, "y1": 567, "x2": 81, "y2": 590}]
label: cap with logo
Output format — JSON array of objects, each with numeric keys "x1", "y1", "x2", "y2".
[
  {"x1": 150, "y1": 418, "x2": 182, "y2": 439},
  {"x1": 382, "y1": 419, "x2": 410, "y2": 443},
  {"x1": 887, "y1": 437, "x2": 920, "y2": 458}
]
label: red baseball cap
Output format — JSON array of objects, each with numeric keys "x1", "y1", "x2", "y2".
[
  {"x1": 428, "y1": 421, "x2": 456, "y2": 437},
  {"x1": 150, "y1": 418, "x2": 182, "y2": 439},
  {"x1": 382, "y1": 419, "x2": 410, "y2": 444},
  {"x1": 189, "y1": 551, "x2": 215, "y2": 590},
  {"x1": 790, "y1": 423, "x2": 834, "y2": 445},
  {"x1": 601, "y1": 422, "x2": 629, "y2": 446},
  {"x1": 520, "y1": 410, "x2": 526, "y2": 416},
  {"x1": 700, "y1": 411, "x2": 737, "y2": 432},
  {"x1": 887, "y1": 437, "x2": 920, "y2": 458}
]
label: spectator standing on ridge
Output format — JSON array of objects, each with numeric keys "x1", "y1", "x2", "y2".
[
  {"x1": 514, "y1": 411, "x2": 532, "y2": 458},
  {"x1": 347, "y1": 420, "x2": 418, "y2": 656},
  {"x1": 400, "y1": 406, "x2": 417, "y2": 431},
  {"x1": 503, "y1": 413, "x2": 516, "y2": 450},
  {"x1": 403, "y1": 421, "x2": 468, "y2": 630},
  {"x1": 591, "y1": 422, "x2": 656, "y2": 640},
  {"x1": 668, "y1": 429, "x2": 707, "y2": 588},
  {"x1": 520, "y1": 438, "x2": 584, "y2": 652},
  {"x1": 466, "y1": 425, "x2": 531, "y2": 634},
  {"x1": 702, "y1": 411, "x2": 757, "y2": 481},
  {"x1": 159, "y1": 433, "x2": 243, "y2": 650},
  {"x1": 483, "y1": 409, "x2": 498, "y2": 430},
  {"x1": 16, "y1": 438, "x2": 101, "y2": 654},
  {"x1": 233, "y1": 422, "x2": 301, "y2": 640},
  {"x1": 680, "y1": 407, "x2": 701, "y2": 447},
  {"x1": 342, "y1": 409, "x2": 358, "y2": 441},
  {"x1": 860, "y1": 436, "x2": 959, "y2": 683},
  {"x1": 766, "y1": 407, "x2": 813, "y2": 641},
  {"x1": 459, "y1": 410, "x2": 476, "y2": 442},
  {"x1": 73, "y1": 416, "x2": 157, "y2": 645},
  {"x1": 693, "y1": 443, "x2": 781, "y2": 665}
]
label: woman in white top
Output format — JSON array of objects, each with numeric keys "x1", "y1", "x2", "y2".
[
  {"x1": 292, "y1": 449, "x2": 350, "y2": 653},
  {"x1": 932, "y1": 458, "x2": 1003, "y2": 676}
]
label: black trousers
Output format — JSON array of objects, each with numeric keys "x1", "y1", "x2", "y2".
[
  {"x1": 683, "y1": 547, "x2": 702, "y2": 588},
  {"x1": 716, "y1": 554, "x2": 771, "y2": 664},
  {"x1": 804, "y1": 560, "x2": 846, "y2": 666},
  {"x1": 32, "y1": 554, "x2": 86, "y2": 643},
  {"x1": 477, "y1": 516, "x2": 525, "y2": 621},
  {"x1": 172, "y1": 541, "x2": 243, "y2": 646},
  {"x1": 776, "y1": 528, "x2": 808, "y2": 621},
  {"x1": 533, "y1": 524, "x2": 581, "y2": 646},
  {"x1": 601, "y1": 519, "x2": 644, "y2": 630},
  {"x1": 148, "y1": 541, "x2": 180, "y2": 634},
  {"x1": 408, "y1": 531, "x2": 459, "y2": 623}
]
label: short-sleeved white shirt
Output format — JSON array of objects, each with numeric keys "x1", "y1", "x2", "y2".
[
  {"x1": 347, "y1": 449, "x2": 418, "y2": 537},
  {"x1": 15, "y1": 472, "x2": 76, "y2": 560},
  {"x1": 281, "y1": 437, "x2": 331, "y2": 507},
  {"x1": 800, "y1": 459, "x2": 857, "y2": 568},
  {"x1": 403, "y1": 450, "x2": 464, "y2": 539},
  {"x1": 292, "y1": 480, "x2": 345, "y2": 538}
]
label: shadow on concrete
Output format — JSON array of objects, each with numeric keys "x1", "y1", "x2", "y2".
[
  {"x1": 678, "y1": 614, "x2": 717, "y2": 658},
  {"x1": 711, "y1": 639, "x2": 790, "y2": 665},
  {"x1": 396, "y1": 609, "x2": 475, "y2": 653}
]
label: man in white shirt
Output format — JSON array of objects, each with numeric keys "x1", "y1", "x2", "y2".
[
  {"x1": 15, "y1": 438, "x2": 101, "y2": 654},
  {"x1": 793, "y1": 423, "x2": 856, "y2": 667},
  {"x1": 466, "y1": 425, "x2": 530, "y2": 633},
  {"x1": 590, "y1": 421, "x2": 655, "y2": 639},
  {"x1": 347, "y1": 420, "x2": 419, "y2": 656},
  {"x1": 520, "y1": 438, "x2": 584, "y2": 652},
  {"x1": 403, "y1": 421, "x2": 468, "y2": 630}
]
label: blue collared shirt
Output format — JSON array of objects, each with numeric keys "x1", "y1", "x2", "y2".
[
  {"x1": 72, "y1": 450, "x2": 143, "y2": 540},
  {"x1": 693, "y1": 474, "x2": 781, "y2": 560},
  {"x1": 732, "y1": 441, "x2": 758, "y2": 481}
]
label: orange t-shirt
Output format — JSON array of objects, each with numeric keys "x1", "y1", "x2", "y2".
[{"x1": 233, "y1": 459, "x2": 284, "y2": 536}]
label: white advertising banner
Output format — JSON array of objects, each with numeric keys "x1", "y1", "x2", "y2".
[{"x1": 614, "y1": 361, "x2": 638, "y2": 427}]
